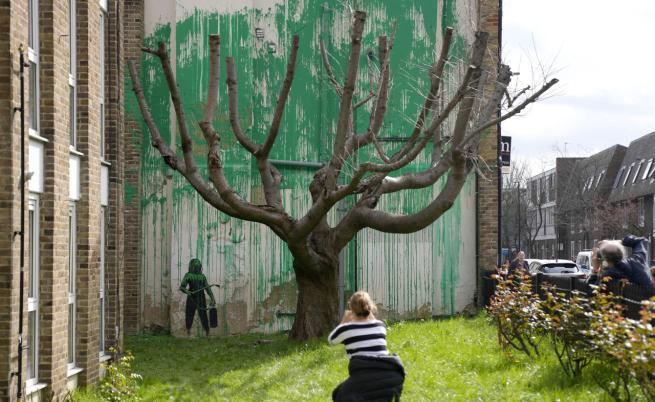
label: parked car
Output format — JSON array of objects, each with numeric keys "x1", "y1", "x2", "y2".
[{"x1": 528, "y1": 259, "x2": 587, "y2": 279}]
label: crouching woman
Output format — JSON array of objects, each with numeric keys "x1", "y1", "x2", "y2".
[{"x1": 328, "y1": 291, "x2": 405, "y2": 402}]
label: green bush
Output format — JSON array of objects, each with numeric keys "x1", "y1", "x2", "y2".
[
  {"x1": 540, "y1": 286, "x2": 594, "y2": 378},
  {"x1": 489, "y1": 276, "x2": 655, "y2": 402},
  {"x1": 99, "y1": 348, "x2": 142, "y2": 402},
  {"x1": 487, "y1": 273, "x2": 544, "y2": 357}
]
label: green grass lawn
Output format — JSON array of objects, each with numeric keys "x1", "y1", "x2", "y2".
[{"x1": 76, "y1": 314, "x2": 611, "y2": 401}]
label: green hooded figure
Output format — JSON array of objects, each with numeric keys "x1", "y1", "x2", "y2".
[{"x1": 180, "y1": 258, "x2": 215, "y2": 336}]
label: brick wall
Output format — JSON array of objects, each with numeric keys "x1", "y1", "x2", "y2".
[
  {"x1": 37, "y1": 0, "x2": 71, "y2": 396},
  {"x1": 477, "y1": 0, "x2": 501, "y2": 278},
  {"x1": 74, "y1": 0, "x2": 102, "y2": 386},
  {"x1": 0, "y1": 0, "x2": 125, "y2": 399},
  {"x1": 105, "y1": 0, "x2": 126, "y2": 353},
  {"x1": 122, "y1": 0, "x2": 143, "y2": 335}
]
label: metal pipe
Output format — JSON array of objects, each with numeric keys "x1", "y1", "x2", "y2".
[
  {"x1": 269, "y1": 159, "x2": 324, "y2": 169},
  {"x1": 15, "y1": 44, "x2": 27, "y2": 402}
]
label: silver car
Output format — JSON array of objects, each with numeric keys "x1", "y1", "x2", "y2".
[{"x1": 528, "y1": 259, "x2": 587, "y2": 279}]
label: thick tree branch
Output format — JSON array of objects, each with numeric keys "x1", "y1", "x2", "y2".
[
  {"x1": 203, "y1": 35, "x2": 221, "y2": 124},
  {"x1": 387, "y1": 27, "x2": 454, "y2": 161},
  {"x1": 129, "y1": 60, "x2": 242, "y2": 219},
  {"x1": 226, "y1": 57, "x2": 259, "y2": 154},
  {"x1": 147, "y1": 42, "x2": 199, "y2": 176},
  {"x1": 450, "y1": 31, "x2": 488, "y2": 145},
  {"x1": 259, "y1": 35, "x2": 300, "y2": 158},
  {"x1": 325, "y1": 10, "x2": 366, "y2": 190}
]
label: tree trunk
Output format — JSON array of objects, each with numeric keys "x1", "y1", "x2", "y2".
[{"x1": 289, "y1": 256, "x2": 339, "y2": 340}]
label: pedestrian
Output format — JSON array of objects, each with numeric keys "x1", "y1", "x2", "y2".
[
  {"x1": 179, "y1": 258, "x2": 216, "y2": 336},
  {"x1": 508, "y1": 250, "x2": 529, "y2": 277},
  {"x1": 586, "y1": 236, "x2": 654, "y2": 288},
  {"x1": 328, "y1": 291, "x2": 405, "y2": 401}
]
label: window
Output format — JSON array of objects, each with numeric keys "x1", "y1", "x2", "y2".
[
  {"x1": 68, "y1": 203, "x2": 76, "y2": 369},
  {"x1": 570, "y1": 240, "x2": 575, "y2": 255},
  {"x1": 613, "y1": 166, "x2": 625, "y2": 188},
  {"x1": 638, "y1": 197, "x2": 645, "y2": 227},
  {"x1": 28, "y1": 0, "x2": 39, "y2": 136},
  {"x1": 643, "y1": 159, "x2": 653, "y2": 180},
  {"x1": 595, "y1": 170, "x2": 605, "y2": 188},
  {"x1": 622, "y1": 163, "x2": 634, "y2": 186},
  {"x1": 632, "y1": 160, "x2": 644, "y2": 184},
  {"x1": 99, "y1": 207, "x2": 106, "y2": 355},
  {"x1": 69, "y1": 0, "x2": 77, "y2": 148},
  {"x1": 99, "y1": 9, "x2": 106, "y2": 158},
  {"x1": 27, "y1": 197, "x2": 40, "y2": 386}
]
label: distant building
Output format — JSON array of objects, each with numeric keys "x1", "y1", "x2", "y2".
[
  {"x1": 560, "y1": 145, "x2": 627, "y2": 256},
  {"x1": 525, "y1": 158, "x2": 581, "y2": 259}
]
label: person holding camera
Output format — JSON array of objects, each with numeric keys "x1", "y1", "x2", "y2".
[
  {"x1": 587, "y1": 235, "x2": 654, "y2": 288},
  {"x1": 328, "y1": 291, "x2": 405, "y2": 401}
]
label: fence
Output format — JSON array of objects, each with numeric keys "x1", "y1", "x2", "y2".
[{"x1": 480, "y1": 271, "x2": 655, "y2": 320}]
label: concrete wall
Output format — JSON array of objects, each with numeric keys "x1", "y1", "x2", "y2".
[{"x1": 126, "y1": 0, "x2": 487, "y2": 336}]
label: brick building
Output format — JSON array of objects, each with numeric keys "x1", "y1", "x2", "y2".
[{"x1": 0, "y1": 1, "x2": 126, "y2": 400}]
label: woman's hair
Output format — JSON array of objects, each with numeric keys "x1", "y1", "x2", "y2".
[{"x1": 349, "y1": 291, "x2": 377, "y2": 317}]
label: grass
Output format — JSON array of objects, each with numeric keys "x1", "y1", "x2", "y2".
[{"x1": 75, "y1": 314, "x2": 612, "y2": 401}]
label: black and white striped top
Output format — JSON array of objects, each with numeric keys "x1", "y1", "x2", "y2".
[{"x1": 327, "y1": 320, "x2": 389, "y2": 358}]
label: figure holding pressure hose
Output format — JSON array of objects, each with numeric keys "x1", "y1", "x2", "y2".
[{"x1": 179, "y1": 258, "x2": 219, "y2": 336}]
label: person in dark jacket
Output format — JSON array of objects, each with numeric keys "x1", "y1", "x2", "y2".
[
  {"x1": 328, "y1": 291, "x2": 405, "y2": 402},
  {"x1": 587, "y1": 235, "x2": 654, "y2": 288},
  {"x1": 508, "y1": 251, "x2": 529, "y2": 277},
  {"x1": 179, "y1": 258, "x2": 216, "y2": 336}
]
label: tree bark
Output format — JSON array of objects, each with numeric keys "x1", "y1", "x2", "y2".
[{"x1": 289, "y1": 250, "x2": 339, "y2": 340}]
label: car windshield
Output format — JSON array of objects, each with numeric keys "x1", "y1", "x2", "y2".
[{"x1": 541, "y1": 263, "x2": 578, "y2": 273}]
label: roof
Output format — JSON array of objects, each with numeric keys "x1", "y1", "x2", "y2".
[
  {"x1": 560, "y1": 145, "x2": 627, "y2": 211},
  {"x1": 609, "y1": 131, "x2": 655, "y2": 202}
]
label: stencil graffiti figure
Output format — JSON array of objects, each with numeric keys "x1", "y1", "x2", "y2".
[{"x1": 180, "y1": 258, "x2": 216, "y2": 336}]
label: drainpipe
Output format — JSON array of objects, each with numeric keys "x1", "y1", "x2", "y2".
[
  {"x1": 13, "y1": 45, "x2": 28, "y2": 402},
  {"x1": 269, "y1": 159, "x2": 324, "y2": 169}
]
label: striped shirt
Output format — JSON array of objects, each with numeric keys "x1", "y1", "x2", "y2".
[{"x1": 327, "y1": 320, "x2": 389, "y2": 358}]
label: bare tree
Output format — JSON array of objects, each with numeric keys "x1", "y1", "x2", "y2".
[
  {"x1": 128, "y1": 11, "x2": 557, "y2": 340},
  {"x1": 501, "y1": 159, "x2": 530, "y2": 253}
]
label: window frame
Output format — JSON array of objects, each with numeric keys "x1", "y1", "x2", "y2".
[
  {"x1": 69, "y1": 0, "x2": 77, "y2": 149},
  {"x1": 28, "y1": 0, "x2": 40, "y2": 138},
  {"x1": 99, "y1": 9, "x2": 107, "y2": 159},
  {"x1": 99, "y1": 207, "x2": 107, "y2": 355},
  {"x1": 26, "y1": 196, "x2": 40, "y2": 386},
  {"x1": 68, "y1": 202, "x2": 77, "y2": 370}
]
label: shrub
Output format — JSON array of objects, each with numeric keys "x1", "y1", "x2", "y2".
[
  {"x1": 99, "y1": 348, "x2": 142, "y2": 402},
  {"x1": 540, "y1": 286, "x2": 594, "y2": 378},
  {"x1": 628, "y1": 298, "x2": 655, "y2": 401},
  {"x1": 487, "y1": 273, "x2": 544, "y2": 357}
]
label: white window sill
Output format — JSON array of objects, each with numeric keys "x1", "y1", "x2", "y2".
[
  {"x1": 25, "y1": 382, "x2": 47, "y2": 395},
  {"x1": 67, "y1": 366, "x2": 84, "y2": 378},
  {"x1": 28, "y1": 130, "x2": 48, "y2": 143},
  {"x1": 101, "y1": 159, "x2": 112, "y2": 167},
  {"x1": 99, "y1": 353, "x2": 111, "y2": 363},
  {"x1": 69, "y1": 147, "x2": 84, "y2": 157}
]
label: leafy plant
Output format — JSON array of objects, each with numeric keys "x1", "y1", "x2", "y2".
[
  {"x1": 628, "y1": 298, "x2": 655, "y2": 401},
  {"x1": 487, "y1": 273, "x2": 544, "y2": 357},
  {"x1": 540, "y1": 287, "x2": 594, "y2": 378},
  {"x1": 99, "y1": 348, "x2": 142, "y2": 401}
]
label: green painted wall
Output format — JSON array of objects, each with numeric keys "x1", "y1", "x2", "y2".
[{"x1": 128, "y1": 0, "x2": 480, "y2": 336}]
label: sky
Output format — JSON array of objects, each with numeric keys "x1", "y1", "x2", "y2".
[{"x1": 502, "y1": 0, "x2": 655, "y2": 176}]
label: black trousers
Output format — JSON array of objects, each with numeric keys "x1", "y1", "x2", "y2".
[
  {"x1": 333, "y1": 355, "x2": 405, "y2": 402},
  {"x1": 185, "y1": 297, "x2": 209, "y2": 332}
]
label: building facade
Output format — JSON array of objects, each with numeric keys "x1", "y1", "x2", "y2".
[
  {"x1": 525, "y1": 158, "x2": 581, "y2": 259},
  {"x1": 123, "y1": 0, "x2": 502, "y2": 337},
  {"x1": 0, "y1": 1, "x2": 126, "y2": 400}
]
